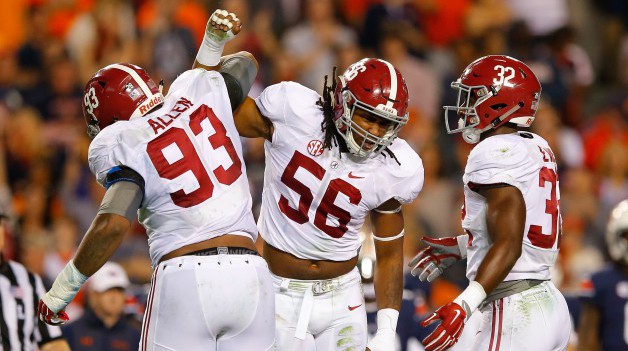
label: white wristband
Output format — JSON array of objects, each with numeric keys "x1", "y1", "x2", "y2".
[
  {"x1": 376, "y1": 308, "x2": 399, "y2": 331},
  {"x1": 453, "y1": 281, "x2": 487, "y2": 320},
  {"x1": 42, "y1": 260, "x2": 88, "y2": 313}
]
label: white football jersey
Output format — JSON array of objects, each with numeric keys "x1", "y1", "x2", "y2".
[
  {"x1": 88, "y1": 69, "x2": 258, "y2": 267},
  {"x1": 463, "y1": 132, "x2": 561, "y2": 281},
  {"x1": 255, "y1": 82, "x2": 424, "y2": 261}
]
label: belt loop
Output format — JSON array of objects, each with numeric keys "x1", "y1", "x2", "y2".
[{"x1": 280, "y1": 278, "x2": 290, "y2": 292}]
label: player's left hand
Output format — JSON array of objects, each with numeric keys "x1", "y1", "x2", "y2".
[
  {"x1": 409, "y1": 235, "x2": 467, "y2": 282},
  {"x1": 37, "y1": 299, "x2": 70, "y2": 326},
  {"x1": 206, "y1": 9, "x2": 241, "y2": 44},
  {"x1": 366, "y1": 327, "x2": 396, "y2": 351},
  {"x1": 421, "y1": 302, "x2": 467, "y2": 351}
]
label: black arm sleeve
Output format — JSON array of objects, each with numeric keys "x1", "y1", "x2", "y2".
[
  {"x1": 219, "y1": 54, "x2": 258, "y2": 111},
  {"x1": 104, "y1": 166, "x2": 145, "y2": 194}
]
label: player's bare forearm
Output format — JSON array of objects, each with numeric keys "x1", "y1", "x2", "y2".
[
  {"x1": 73, "y1": 213, "x2": 130, "y2": 276},
  {"x1": 473, "y1": 236, "x2": 521, "y2": 294},
  {"x1": 374, "y1": 239, "x2": 404, "y2": 310},
  {"x1": 474, "y1": 185, "x2": 525, "y2": 294},
  {"x1": 371, "y1": 205, "x2": 405, "y2": 309}
]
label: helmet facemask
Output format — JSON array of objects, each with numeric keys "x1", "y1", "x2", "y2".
[
  {"x1": 335, "y1": 87, "x2": 408, "y2": 157},
  {"x1": 444, "y1": 82, "x2": 492, "y2": 133},
  {"x1": 444, "y1": 80, "x2": 523, "y2": 144},
  {"x1": 606, "y1": 200, "x2": 628, "y2": 266}
]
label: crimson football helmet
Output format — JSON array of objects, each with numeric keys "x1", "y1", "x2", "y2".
[
  {"x1": 333, "y1": 58, "x2": 409, "y2": 157},
  {"x1": 606, "y1": 200, "x2": 628, "y2": 266},
  {"x1": 444, "y1": 55, "x2": 541, "y2": 144},
  {"x1": 82, "y1": 63, "x2": 164, "y2": 138}
]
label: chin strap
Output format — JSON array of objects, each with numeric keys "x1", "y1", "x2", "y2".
[
  {"x1": 463, "y1": 102, "x2": 523, "y2": 144},
  {"x1": 87, "y1": 117, "x2": 101, "y2": 139}
]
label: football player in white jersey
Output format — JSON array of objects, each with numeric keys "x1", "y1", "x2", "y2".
[
  {"x1": 409, "y1": 55, "x2": 571, "y2": 351},
  {"x1": 37, "y1": 10, "x2": 276, "y2": 351},
  {"x1": 234, "y1": 58, "x2": 424, "y2": 351}
]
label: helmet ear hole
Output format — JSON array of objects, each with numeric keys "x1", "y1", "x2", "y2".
[
  {"x1": 98, "y1": 81, "x2": 106, "y2": 88},
  {"x1": 490, "y1": 103, "x2": 507, "y2": 111}
]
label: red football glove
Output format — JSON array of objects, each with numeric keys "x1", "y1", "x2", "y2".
[
  {"x1": 38, "y1": 299, "x2": 70, "y2": 326},
  {"x1": 409, "y1": 235, "x2": 468, "y2": 282},
  {"x1": 421, "y1": 302, "x2": 467, "y2": 351}
]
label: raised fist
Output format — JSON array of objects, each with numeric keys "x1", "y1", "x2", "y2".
[
  {"x1": 38, "y1": 299, "x2": 70, "y2": 326},
  {"x1": 206, "y1": 9, "x2": 242, "y2": 44}
]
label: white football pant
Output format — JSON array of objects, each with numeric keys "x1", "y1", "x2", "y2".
[
  {"x1": 139, "y1": 254, "x2": 275, "y2": 351},
  {"x1": 472, "y1": 281, "x2": 570, "y2": 351},
  {"x1": 272, "y1": 267, "x2": 367, "y2": 351}
]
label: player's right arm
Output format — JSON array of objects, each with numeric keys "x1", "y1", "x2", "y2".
[
  {"x1": 39, "y1": 162, "x2": 144, "y2": 325},
  {"x1": 190, "y1": 10, "x2": 259, "y2": 113},
  {"x1": 420, "y1": 184, "x2": 525, "y2": 351},
  {"x1": 473, "y1": 185, "x2": 526, "y2": 295},
  {"x1": 577, "y1": 302, "x2": 601, "y2": 351},
  {"x1": 233, "y1": 97, "x2": 273, "y2": 140},
  {"x1": 233, "y1": 80, "x2": 299, "y2": 141}
]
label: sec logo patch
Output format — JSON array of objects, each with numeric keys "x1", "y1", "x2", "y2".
[{"x1": 307, "y1": 140, "x2": 324, "y2": 156}]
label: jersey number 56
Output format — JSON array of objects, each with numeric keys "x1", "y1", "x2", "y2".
[{"x1": 279, "y1": 151, "x2": 362, "y2": 238}]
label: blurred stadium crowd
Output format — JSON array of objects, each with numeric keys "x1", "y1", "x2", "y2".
[{"x1": 0, "y1": 0, "x2": 626, "y2": 349}]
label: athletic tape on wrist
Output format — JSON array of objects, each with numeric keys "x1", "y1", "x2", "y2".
[
  {"x1": 44, "y1": 260, "x2": 88, "y2": 312},
  {"x1": 196, "y1": 35, "x2": 225, "y2": 67},
  {"x1": 376, "y1": 308, "x2": 399, "y2": 331},
  {"x1": 453, "y1": 281, "x2": 487, "y2": 319}
]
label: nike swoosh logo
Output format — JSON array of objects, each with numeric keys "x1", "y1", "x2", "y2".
[
  {"x1": 453, "y1": 309, "x2": 461, "y2": 321},
  {"x1": 348, "y1": 304, "x2": 362, "y2": 311},
  {"x1": 348, "y1": 172, "x2": 364, "y2": 179}
]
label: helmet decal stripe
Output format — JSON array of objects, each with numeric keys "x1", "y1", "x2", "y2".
[
  {"x1": 379, "y1": 59, "x2": 397, "y2": 109},
  {"x1": 109, "y1": 64, "x2": 154, "y2": 99}
]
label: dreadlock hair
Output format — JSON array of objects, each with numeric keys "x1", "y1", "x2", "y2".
[
  {"x1": 317, "y1": 67, "x2": 343, "y2": 151},
  {"x1": 316, "y1": 67, "x2": 401, "y2": 166}
]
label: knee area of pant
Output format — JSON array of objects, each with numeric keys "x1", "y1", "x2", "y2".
[{"x1": 334, "y1": 323, "x2": 365, "y2": 350}]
